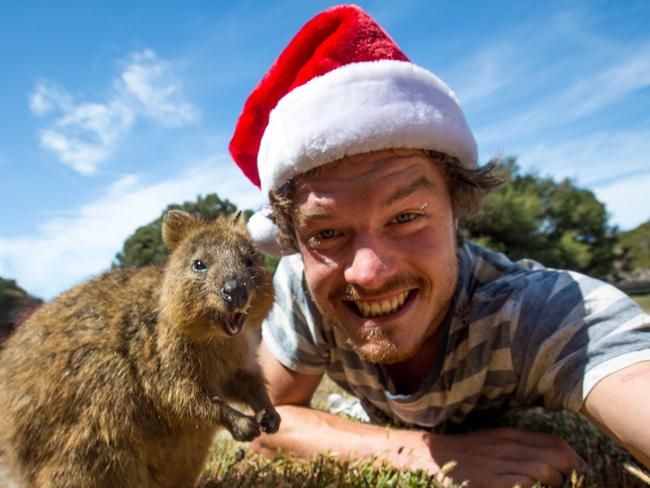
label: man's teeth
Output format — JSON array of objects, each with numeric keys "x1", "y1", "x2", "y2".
[{"x1": 354, "y1": 291, "x2": 409, "y2": 318}]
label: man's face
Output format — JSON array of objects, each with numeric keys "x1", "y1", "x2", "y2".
[{"x1": 293, "y1": 150, "x2": 459, "y2": 364}]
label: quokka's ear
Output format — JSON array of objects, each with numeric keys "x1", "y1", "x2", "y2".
[
  {"x1": 162, "y1": 210, "x2": 199, "y2": 251},
  {"x1": 231, "y1": 210, "x2": 250, "y2": 231}
]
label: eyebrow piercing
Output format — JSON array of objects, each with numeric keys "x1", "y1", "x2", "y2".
[{"x1": 420, "y1": 203, "x2": 428, "y2": 210}]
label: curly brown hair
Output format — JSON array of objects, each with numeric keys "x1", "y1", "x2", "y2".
[{"x1": 268, "y1": 149, "x2": 503, "y2": 253}]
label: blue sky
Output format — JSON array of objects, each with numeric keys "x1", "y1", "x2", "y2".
[{"x1": 2, "y1": 0, "x2": 649, "y2": 299}]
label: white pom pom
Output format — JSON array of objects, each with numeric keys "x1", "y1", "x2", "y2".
[{"x1": 247, "y1": 207, "x2": 291, "y2": 257}]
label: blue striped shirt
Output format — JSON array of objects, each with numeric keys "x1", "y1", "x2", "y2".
[{"x1": 262, "y1": 242, "x2": 650, "y2": 429}]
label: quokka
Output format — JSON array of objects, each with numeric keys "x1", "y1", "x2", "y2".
[{"x1": 0, "y1": 210, "x2": 280, "y2": 488}]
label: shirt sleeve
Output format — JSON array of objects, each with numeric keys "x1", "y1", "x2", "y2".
[
  {"x1": 261, "y1": 254, "x2": 331, "y2": 375},
  {"x1": 510, "y1": 269, "x2": 650, "y2": 412}
]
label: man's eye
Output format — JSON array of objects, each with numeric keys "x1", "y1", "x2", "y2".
[
  {"x1": 318, "y1": 229, "x2": 337, "y2": 239},
  {"x1": 192, "y1": 259, "x2": 208, "y2": 272},
  {"x1": 307, "y1": 229, "x2": 341, "y2": 247},
  {"x1": 394, "y1": 213, "x2": 417, "y2": 224}
]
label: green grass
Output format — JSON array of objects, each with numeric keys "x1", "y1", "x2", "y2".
[
  {"x1": 632, "y1": 294, "x2": 650, "y2": 313},
  {"x1": 196, "y1": 377, "x2": 650, "y2": 487}
]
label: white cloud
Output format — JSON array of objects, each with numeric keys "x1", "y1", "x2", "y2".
[
  {"x1": 28, "y1": 81, "x2": 73, "y2": 116},
  {"x1": 448, "y1": 43, "x2": 526, "y2": 108},
  {"x1": 116, "y1": 49, "x2": 198, "y2": 126},
  {"x1": 30, "y1": 50, "x2": 199, "y2": 175},
  {"x1": 593, "y1": 173, "x2": 650, "y2": 231},
  {"x1": 39, "y1": 101, "x2": 134, "y2": 175},
  {"x1": 542, "y1": 42, "x2": 650, "y2": 122},
  {"x1": 0, "y1": 156, "x2": 263, "y2": 300},
  {"x1": 474, "y1": 41, "x2": 650, "y2": 145},
  {"x1": 514, "y1": 128, "x2": 650, "y2": 186}
]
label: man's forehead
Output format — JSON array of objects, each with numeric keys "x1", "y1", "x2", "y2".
[
  {"x1": 294, "y1": 149, "x2": 435, "y2": 190},
  {"x1": 293, "y1": 150, "x2": 443, "y2": 221}
]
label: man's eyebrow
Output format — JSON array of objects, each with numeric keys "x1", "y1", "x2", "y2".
[
  {"x1": 383, "y1": 176, "x2": 437, "y2": 206},
  {"x1": 295, "y1": 207, "x2": 335, "y2": 226}
]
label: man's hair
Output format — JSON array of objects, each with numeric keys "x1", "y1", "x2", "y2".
[{"x1": 268, "y1": 150, "x2": 503, "y2": 253}]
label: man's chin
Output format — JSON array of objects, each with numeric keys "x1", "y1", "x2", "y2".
[
  {"x1": 345, "y1": 336, "x2": 414, "y2": 364},
  {"x1": 323, "y1": 310, "x2": 418, "y2": 363}
]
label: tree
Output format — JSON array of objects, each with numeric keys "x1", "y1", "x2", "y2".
[
  {"x1": 619, "y1": 219, "x2": 650, "y2": 270},
  {"x1": 464, "y1": 158, "x2": 618, "y2": 278},
  {"x1": 0, "y1": 277, "x2": 42, "y2": 342},
  {"x1": 114, "y1": 193, "x2": 244, "y2": 268}
]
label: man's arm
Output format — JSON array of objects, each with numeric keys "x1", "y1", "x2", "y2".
[
  {"x1": 581, "y1": 360, "x2": 650, "y2": 468},
  {"x1": 253, "y1": 342, "x2": 587, "y2": 488},
  {"x1": 251, "y1": 342, "x2": 428, "y2": 465}
]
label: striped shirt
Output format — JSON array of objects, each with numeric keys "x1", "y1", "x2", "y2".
[{"x1": 262, "y1": 242, "x2": 650, "y2": 430}]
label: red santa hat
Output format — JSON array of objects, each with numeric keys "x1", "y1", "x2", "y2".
[{"x1": 230, "y1": 4, "x2": 477, "y2": 255}]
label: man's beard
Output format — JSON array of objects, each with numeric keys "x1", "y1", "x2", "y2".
[{"x1": 344, "y1": 325, "x2": 401, "y2": 364}]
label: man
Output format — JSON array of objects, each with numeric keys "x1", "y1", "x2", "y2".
[{"x1": 229, "y1": 5, "x2": 650, "y2": 487}]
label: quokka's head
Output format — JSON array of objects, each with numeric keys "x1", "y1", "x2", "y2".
[{"x1": 160, "y1": 210, "x2": 274, "y2": 341}]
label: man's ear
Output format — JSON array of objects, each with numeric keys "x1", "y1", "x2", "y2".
[{"x1": 162, "y1": 210, "x2": 198, "y2": 251}]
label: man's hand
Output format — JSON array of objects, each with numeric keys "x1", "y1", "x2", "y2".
[{"x1": 411, "y1": 427, "x2": 587, "y2": 487}]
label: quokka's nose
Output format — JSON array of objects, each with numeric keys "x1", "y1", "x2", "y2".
[{"x1": 220, "y1": 280, "x2": 249, "y2": 310}]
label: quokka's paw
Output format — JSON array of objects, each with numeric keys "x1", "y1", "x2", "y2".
[
  {"x1": 229, "y1": 415, "x2": 261, "y2": 442},
  {"x1": 259, "y1": 408, "x2": 281, "y2": 434}
]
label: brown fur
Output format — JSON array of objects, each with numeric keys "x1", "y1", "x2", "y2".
[{"x1": 0, "y1": 210, "x2": 279, "y2": 488}]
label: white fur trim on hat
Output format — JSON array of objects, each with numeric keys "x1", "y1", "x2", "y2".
[
  {"x1": 258, "y1": 59, "x2": 477, "y2": 196},
  {"x1": 246, "y1": 206, "x2": 291, "y2": 256}
]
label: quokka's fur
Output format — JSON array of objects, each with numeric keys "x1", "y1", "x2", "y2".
[{"x1": 0, "y1": 210, "x2": 280, "y2": 488}]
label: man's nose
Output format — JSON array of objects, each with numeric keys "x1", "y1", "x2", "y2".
[{"x1": 343, "y1": 233, "x2": 397, "y2": 289}]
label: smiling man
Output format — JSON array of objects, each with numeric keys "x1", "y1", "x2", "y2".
[
  {"x1": 293, "y1": 150, "x2": 459, "y2": 367},
  {"x1": 229, "y1": 5, "x2": 650, "y2": 487}
]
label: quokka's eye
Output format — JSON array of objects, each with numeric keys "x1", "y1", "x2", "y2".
[
  {"x1": 192, "y1": 260, "x2": 208, "y2": 272},
  {"x1": 245, "y1": 256, "x2": 256, "y2": 268}
]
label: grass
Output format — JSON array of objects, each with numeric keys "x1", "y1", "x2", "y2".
[
  {"x1": 197, "y1": 377, "x2": 650, "y2": 487},
  {"x1": 632, "y1": 294, "x2": 650, "y2": 313}
]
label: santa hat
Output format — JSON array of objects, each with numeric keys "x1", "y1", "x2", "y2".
[{"x1": 230, "y1": 4, "x2": 477, "y2": 255}]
